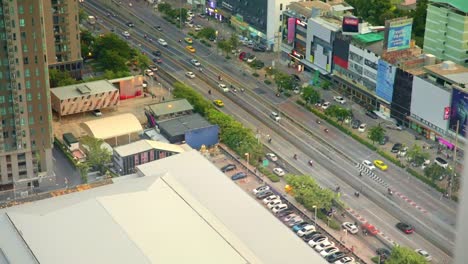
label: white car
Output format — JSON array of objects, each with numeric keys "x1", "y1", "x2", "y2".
[
  {"x1": 320, "y1": 247, "x2": 340, "y2": 257},
  {"x1": 415, "y1": 249, "x2": 432, "y2": 261},
  {"x1": 185, "y1": 71, "x2": 196, "y2": 78},
  {"x1": 247, "y1": 56, "x2": 256, "y2": 63},
  {"x1": 282, "y1": 213, "x2": 298, "y2": 222},
  {"x1": 333, "y1": 96, "x2": 346, "y2": 104},
  {"x1": 334, "y1": 257, "x2": 355, "y2": 264},
  {"x1": 362, "y1": 160, "x2": 376, "y2": 171},
  {"x1": 273, "y1": 167, "x2": 285, "y2": 176},
  {"x1": 398, "y1": 147, "x2": 408, "y2": 157},
  {"x1": 218, "y1": 83, "x2": 229, "y2": 92},
  {"x1": 266, "y1": 199, "x2": 283, "y2": 209},
  {"x1": 253, "y1": 185, "x2": 270, "y2": 195},
  {"x1": 158, "y1": 38, "x2": 168, "y2": 46},
  {"x1": 321, "y1": 101, "x2": 331, "y2": 110},
  {"x1": 308, "y1": 236, "x2": 328, "y2": 248},
  {"x1": 358, "y1": 123, "x2": 367, "y2": 132},
  {"x1": 190, "y1": 59, "x2": 201, "y2": 66},
  {"x1": 266, "y1": 153, "x2": 278, "y2": 162},
  {"x1": 270, "y1": 111, "x2": 281, "y2": 121},
  {"x1": 144, "y1": 69, "x2": 154, "y2": 76},
  {"x1": 122, "y1": 31, "x2": 130, "y2": 38},
  {"x1": 194, "y1": 25, "x2": 203, "y2": 31},
  {"x1": 297, "y1": 225, "x2": 316, "y2": 237},
  {"x1": 272, "y1": 204, "x2": 288, "y2": 214},
  {"x1": 342, "y1": 222, "x2": 359, "y2": 234},
  {"x1": 314, "y1": 241, "x2": 335, "y2": 252},
  {"x1": 263, "y1": 195, "x2": 279, "y2": 204}
]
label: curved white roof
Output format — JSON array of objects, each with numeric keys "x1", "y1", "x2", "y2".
[{"x1": 81, "y1": 113, "x2": 143, "y2": 139}]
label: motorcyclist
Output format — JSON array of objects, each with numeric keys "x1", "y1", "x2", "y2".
[
  {"x1": 324, "y1": 128, "x2": 329, "y2": 133},
  {"x1": 388, "y1": 188, "x2": 393, "y2": 195},
  {"x1": 309, "y1": 160, "x2": 313, "y2": 166},
  {"x1": 293, "y1": 154, "x2": 298, "y2": 160}
]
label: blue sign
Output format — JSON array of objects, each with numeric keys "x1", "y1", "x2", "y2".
[
  {"x1": 376, "y1": 60, "x2": 396, "y2": 103},
  {"x1": 387, "y1": 19, "x2": 413, "y2": 52},
  {"x1": 449, "y1": 89, "x2": 468, "y2": 137}
]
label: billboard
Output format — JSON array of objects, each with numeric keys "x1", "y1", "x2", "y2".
[
  {"x1": 449, "y1": 89, "x2": 468, "y2": 137},
  {"x1": 376, "y1": 60, "x2": 396, "y2": 103},
  {"x1": 287, "y1": 18, "x2": 296, "y2": 44},
  {"x1": 342, "y1": 16, "x2": 359, "y2": 35},
  {"x1": 386, "y1": 18, "x2": 413, "y2": 52}
]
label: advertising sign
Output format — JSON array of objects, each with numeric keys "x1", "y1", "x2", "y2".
[
  {"x1": 342, "y1": 16, "x2": 359, "y2": 34},
  {"x1": 444, "y1": 107, "x2": 450, "y2": 120},
  {"x1": 376, "y1": 60, "x2": 396, "y2": 103},
  {"x1": 287, "y1": 18, "x2": 296, "y2": 44},
  {"x1": 449, "y1": 89, "x2": 468, "y2": 136},
  {"x1": 386, "y1": 18, "x2": 413, "y2": 52}
]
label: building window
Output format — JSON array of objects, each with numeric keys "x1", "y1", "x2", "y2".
[
  {"x1": 0, "y1": 108, "x2": 5, "y2": 115},
  {"x1": 25, "y1": 69, "x2": 30, "y2": 77},
  {"x1": 29, "y1": 116, "x2": 34, "y2": 125},
  {"x1": 27, "y1": 93, "x2": 32, "y2": 101},
  {"x1": 23, "y1": 44, "x2": 28, "y2": 52},
  {"x1": 280, "y1": 3, "x2": 283, "y2": 10},
  {"x1": 37, "y1": 93, "x2": 41, "y2": 100},
  {"x1": 19, "y1": 19, "x2": 25, "y2": 27},
  {"x1": 35, "y1": 68, "x2": 39, "y2": 76},
  {"x1": 28, "y1": 105, "x2": 32, "y2": 113},
  {"x1": 18, "y1": 6, "x2": 24, "y2": 14},
  {"x1": 25, "y1": 80, "x2": 30, "y2": 89}
]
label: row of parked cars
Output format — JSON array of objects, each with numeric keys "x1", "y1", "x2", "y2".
[{"x1": 252, "y1": 185, "x2": 356, "y2": 263}]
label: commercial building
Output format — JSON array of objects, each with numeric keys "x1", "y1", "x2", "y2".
[
  {"x1": 113, "y1": 140, "x2": 188, "y2": 175},
  {"x1": 50, "y1": 80, "x2": 120, "y2": 116},
  {"x1": 144, "y1": 99, "x2": 194, "y2": 125},
  {"x1": 0, "y1": 0, "x2": 55, "y2": 190},
  {"x1": 0, "y1": 150, "x2": 327, "y2": 264},
  {"x1": 423, "y1": 0, "x2": 468, "y2": 67}
]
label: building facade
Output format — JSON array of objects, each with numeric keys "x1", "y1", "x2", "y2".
[
  {"x1": 0, "y1": 0, "x2": 55, "y2": 190},
  {"x1": 423, "y1": 0, "x2": 468, "y2": 67},
  {"x1": 43, "y1": 0, "x2": 83, "y2": 78}
]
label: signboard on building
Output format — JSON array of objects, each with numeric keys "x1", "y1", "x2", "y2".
[
  {"x1": 449, "y1": 89, "x2": 468, "y2": 136},
  {"x1": 342, "y1": 16, "x2": 359, "y2": 35},
  {"x1": 376, "y1": 60, "x2": 396, "y2": 103},
  {"x1": 385, "y1": 18, "x2": 413, "y2": 52},
  {"x1": 444, "y1": 107, "x2": 451, "y2": 120},
  {"x1": 287, "y1": 18, "x2": 296, "y2": 44}
]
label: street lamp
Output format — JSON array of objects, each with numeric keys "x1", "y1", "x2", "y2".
[{"x1": 312, "y1": 205, "x2": 317, "y2": 225}]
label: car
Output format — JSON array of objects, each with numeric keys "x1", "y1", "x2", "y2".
[
  {"x1": 308, "y1": 235, "x2": 328, "y2": 248},
  {"x1": 434, "y1": 157, "x2": 449, "y2": 168},
  {"x1": 321, "y1": 101, "x2": 331, "y2": 110},
  {"x1": 374, "y1": 160, "x2": 388, "y2": 171},
  {"x1": 396, "y1": 222, "x2": 414, "y2": 234},
  {"x1": 292, "y1": 222, "x2": 310, "y2": 232},
  {"x1": 122, "y1": 31, "x2": 130, "y2": 38},
  {"x1": 334, "y1": 256, "x2": 355, "y2": 264},
  {"x1": 185, "y1": 71, "x2": 196, "y2": 79},
  {"x1": 333, "y1": 96, "x2": 346, "y2": 104},
  {"x1": 302, "y1": 231, "x2": 322, "y2": 242},
  {"x1": 379, "y1": 135, "x2": 389, "y2": 145},
  {"x1": 218, "y1": 83, "x2": 229, "y2": 92},
  {"x1": 184, "y1": 37, "x2": 193, "y2": 44},
  {"x1": 376, "y1": 248, "x2": 392, "y2": 258},
  {"x1": 213, "y1": 99, "x2": 224, "y2": 107},
  {"x1": 246, "y1": 55, "x2": 256, "y2": 63},
  {"x1": 271, "y1": 204, "x2": 288, "y2": 214},
  {"x1": 282, "y1": 213, "x2": 298, "y2": 222},
  {"x1": 276, "y1": 209, "x2": 294, "y2": 217},
  {"x1": 256, "y1": 190, "x2": 274, "y2": 199},
  {"x1": 158, "y1": 38, "x2": 168, "y2": 46},
  {"x1": 321, "y1": 247, "x2": 340, "y2": 257},
  {"x1": 391, "y1": 143, "x2": 403, "y2": 153},
  {"x1": 128, "y1": 2, "x2": 133, "y2": 7},
  {"x1": 144, "y1": 69, "x2": 154, "y2": 76},
  {"x1": 238, "y1": 52, "x2": 247, "y2": 60},
  {"x1": 342, "y1": 222, "x2": 359, "y2": 234},
  {"x1": 351, "y1": 119, "x2": 361, "y2": 129},
  {"x1": 287, "y1": 216, "x2": 304, "y2": 227},
  {"x1": 126, "y1": 21, "x2": 134, "y2": 27},
  {"x1": 194, "y1": 24, "x2": 203, "y2": 31},
  {"x1": 263, "y1": 195, "x2": 279, "y2": 204},
  {"x1": 266, "y1": 199, "x2": 283, "y2": 209},
  {"x1": 270, "y1": 111, "x2": 281, "y2": 121},
  {"x1": 297, "y1": 225, "x2": 316, "y2": 237},
  {"x1": 231, "y1": 172, "x2": 247, "y2": 181},
  {"x1": 273, "y1": 167, "x2": 285, "y2": 176},
  {"x1": 220, "y1": 164, "x2": 236, "y2": 172},
  {"x1": 291, "y1": 74, "x2": 301, "y2": 83},
  {"x1": 325, "y1": 251, "x2": 346, "y2": 263},
  {"x1": 415, "y1": 249, "x2": 432, "y2": 261},
  {"x1": 314, "y1": 241, "x2": 335, "y2": 252},
  {"x1": 252, "y1": 45, "x2": 267, "y2": 52},
  {"x1": 92, "y1": 109, "x2": 102, "y2": 117},
  {"x1": 190, "y1": 59, "x2": 201, "y2": 66},
  {"x1": 266, "y1": 153, "x2": 278, "y2": 162},
  {"x1": 253, "y1": 185, "x2": 270, "y2": 195},
  {"x1": 398, "y1": 147, "x2": 408, "y2": 157},
  {"x1": 242, "y1": 52, "x2": 251, "y2": 61},
  {"x1": 154, "y1": 25, "x2": 162, "y2": 31},
  {"x1": 185, "y1": 45, "x2": 196, "y2": 53},
  {"x1": 358, "y1": 123, "x2": 367, "y2": 133},
  {"x1": 148, "y1": 64, "x2": 158, "y2": 72},
  {"x1": 142, "y1": 80, "x2": 148, "y2": 88},
  {"x1": 366, "y1": 110, "x2": 379, "y2": 119},
  {"x1": 152, "y1": 50, "x2": 162, "y2": 57},
  {"x1": 362, "y1": 160, "x2": 375, "y2": 170},
  {"x1": 153, "y1": 57, "x2": 163, "y2": 64}
]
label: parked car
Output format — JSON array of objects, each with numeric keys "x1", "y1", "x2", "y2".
[
  {"x1": 342, "y1": 222, "x2": 359, "y2": 234},
  {"x1": 148, "y1": 64, "x2": 158, "y2": 72},
  {"x1": 276, "y1": 209, "x2": 294, "y2": 217},
  {"x1": 373, "y1": 160, "x2": 388, "y2": 171},
  {"x1": 273, "y1": 167, "x2": 285, "y2": 176},
  {"x1": 266, "y1": 199, "x2": 283, "y2": 209},
  {"x1": 221, "y1": 164, "x2": 236, "y2": 172},
  {"x1": 144, "y1": 69, "x2": 154, "y2": 76},
  {"x1": 292, "y1": 222, "x2": 310, "y2": 232},
  {"x1": 185, "y1": 71, "x2": 196, "y2": 79},
  {"x1": 261, "y1": 195, "x2": 278, "y2": 205},
  {"x1": 333, "y1": 96, "x2": 346, "y2": 104},
  {"x1": 194, "y1": 24, "x2": 203, "y2": 31},
  {"x1": 398, "y1": 147, "x2": 408, "y2": 157},
  {"x1": 391, "y1": 143, "x2": 403, "y2": 153},
  {"x1": 256, "y1": 190, "x2": 274, "y2": 199},
  {"x1": 396, "y1": 222, "x2": 414, "y2": 234},
  {"x1": 302, "y1": 231, "x2": 322, "y2": 242},
  {"x1": 218, "y1": 83, "x2": 229, "y2": 92},
  {"x1": 415, "y1": 249, "x2": 432, "y2": 261},
  {"x1": 320, "y1": 247, "x2": 340, "y2": 257},
  {"x1": 282, "y1": 213, "x2": 298, "y2": 222},
  {"x1": 434, "y1": 157, "x2": 449, "y2": 168},
  {"x1": 358, "y1": 123, "x2": 367, "y2": 133},
  {"x1": 314, "y1": 241, "x2": 335, "y2": 252},
  {"x1": 334, "y1": 256, "x2": 355, "y2": 264},
  {"x1": 287, "y1": 216, "x2": 304, "y2": 227},
  {"x1": 238, "y1": 52, "x2": 247, "y2": 60},
  {"x1": 252, "y1": 44, "x2": 267, "y2": 52},
  {"x1": 351, "y1": 119, "x2": 361, "y2": 129},
  {"x1": 365, "y1": 110, "x2": 379, "y2": 119},
  {"x1": 308, "y1": 235, "x2": 328, "y2": 248},
  {"x1": 231, "y1": 172, "x2": 247, "y2": 181},
  {"x1": 321, "y1": 101, "x2": 331, "y2": 110},
  {"x1": 92, "y1": 109, "x2": 102, "y2": 117},
  {"x1": 271, "y1": 204, "x2": 288, "y2": 214},
  {"x1": 270, "y1": 111, "x2": 281, "y2": 121},
  {"x1": 266, "y1": 153, "x2": 278, "y2": 161},
  {"x1": 325, "y1": 251, "x2": 347, "y2": 263},
  {"x1": 362, "y1": 160, "x2": 375, "y2": 170},
  {"x1": 190, "y1": 59, "x2": 201, "y2": 66},
  {"x1": 157, "y1": 38, "x2": 168, "y2": 46},
  {"x1": 246, "y1": 55, "x2": 256, "y2": 63},
  {"x1": 379, "y1": 135, "x2": 389, "y2": 145},
  {"x1": 297, "y1": 224, "x2": 316, "y2": 237},
  {"x1": 253, "y1": 185, "x2": 270, "y2": 195}
]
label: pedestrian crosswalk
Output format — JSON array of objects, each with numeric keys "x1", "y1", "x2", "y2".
[{"x1": 355, "y1": 163, "x2": 389, "y2": 188}]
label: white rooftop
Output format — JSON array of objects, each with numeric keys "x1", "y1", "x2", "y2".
[{"x1": 113, "y1": 139, "x2": 188, "y2": 157}]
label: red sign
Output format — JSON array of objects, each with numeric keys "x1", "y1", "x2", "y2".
[
  {"x1": 296, "y1": 18, "x2": 306, "y2": 27},
  {"x1": 443, "y1": 107, "x2": 450, "y2": 120}
]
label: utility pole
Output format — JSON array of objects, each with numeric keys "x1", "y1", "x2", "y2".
[{"x1": 448, "y1": 120, "x2": 460, "y2": 197}]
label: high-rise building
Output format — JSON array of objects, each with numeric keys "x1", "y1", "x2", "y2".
[
  {"x1": 423, "y1": 0, "x2": 468, "y2": 67},
  {"x1": 43, "y1": 0, "x2": 83, "y2": 78},
  {"x1": 0, "y1": 0, "x2": 55, "y2": 191}
]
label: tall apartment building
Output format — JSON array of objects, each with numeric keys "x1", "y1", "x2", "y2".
[
  {"x1": 43, "y1": 0, "x2": 83, "y2": 78},
  {"x1": 0, "y1": 0, "x2": 55, "y2": 191},
  {"x1": 423, "y1": 0, "x2": 468, "y2": 67}
]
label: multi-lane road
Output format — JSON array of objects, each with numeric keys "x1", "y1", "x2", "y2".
[{"x1": 83, "y1": 1, "x2": 457, "y2": 262}]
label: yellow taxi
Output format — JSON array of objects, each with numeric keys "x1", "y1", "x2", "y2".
[
  {"x1": 213, "y1": 99, "x2": 224, "y2": 107},
  {"x1": 184, "y1": 37, "x2": 193, "y2": 44},
  {"x1": 373, "y1": 160, "x2": 388, "y2": 171},
  {"x1": 185, "y1": 45, "x2": 196, "y2": 53}
]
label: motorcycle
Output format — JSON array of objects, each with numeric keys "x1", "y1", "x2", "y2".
[
  {"x1": 293, "y1": 154, "x2": 298, "y2": 160},
  {"x1": 324, "y1": 128, "x2": 329, "y2": 133},
  {"x1": 308, "y1": 160, "x2": 313, "y2": 167},
  {"x1": 316, "y1": 119, "x2": 321, "y2": 124}
]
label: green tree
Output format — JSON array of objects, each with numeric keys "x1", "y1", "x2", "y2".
[
  {"x1": 94, "y1": 34, "x2": 133, "y2": 61},
  {"x1": 335, "y1": 108, "x2": 353, "y2": 124},
  {"x1": 301, "y1": 86, "x2": 321, "y2": 105},
  {"x1": 80, "y1": 136, "x2": 112, "y2": 174},
  {"x1": 197, "y1": 27, "x2": 217, "y2": 40},
  {"x1": 411, "y1": 0, "x2": 428, "y2": 47},
  {"x1": 274, "y1": 72, "x2": 294, "y2": 91},
  {"x1": 77, "y1": 162, "x2": 90, "y2": 184},
  {"x1": 424, "y1": 163, "x2": 448, "y2": 182},
  {"x1": 133, "y1": 50, "x2": 151, "y2": 73},
  {"x1": 228, "y1": 34, "x2": 239, "y2": 50},
  {"x1": 385, "y1": 246, "x2": 428, "y2": 264},
  {"x1": 406, "y1": 144, "x2": 430, "y2": 166},
  {"x1": 368, "y1": 126, "x2": 386, "y2": 144},
  {"x1": 217, "y1": 39, "x2": 231, "y2": 55},
  {"x1": 321, "y1": 80, "x2": 331, "y2": 90},
  {"x1": 324, "y1": 105, "x2": 340, "y2": 117},
  {"x1": 285, "y1": 175, "x2": 336, "y2": 211},
  {"x1": 157, "y1": 3, "x2": 172, "y2": 13},
  {"x1": 99, "y1": 50, "x2": 129, "y2": 72},
  {"x1": 49, "y1": 69, "x2": 79, "y2": 88},
  {"x1": 78, "y1": 8, "x2": 87, "y2": 24}
]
